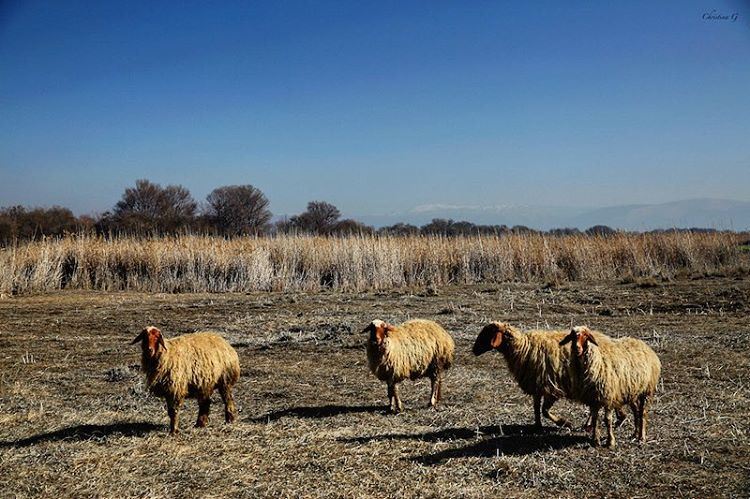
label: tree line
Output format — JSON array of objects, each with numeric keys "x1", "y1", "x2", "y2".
[
  {"x1": 0, "y1": 179, "x2": 369, "y2": 243},
  {"x1": 2, "y1": 178, "x2": 715, "y2": 244}
]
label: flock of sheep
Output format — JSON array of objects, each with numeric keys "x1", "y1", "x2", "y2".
[{"x1": 131, "y1": 318, "x2": 661, "y2": 448}]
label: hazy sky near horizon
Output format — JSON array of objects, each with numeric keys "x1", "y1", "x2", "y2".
[{"x1": 1, "y1": 1, "x2": 749, "y2": 217}]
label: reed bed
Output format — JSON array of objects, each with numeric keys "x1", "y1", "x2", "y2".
[{"x1": 0, "y1": 232, "x2": 743, "y2": 295}]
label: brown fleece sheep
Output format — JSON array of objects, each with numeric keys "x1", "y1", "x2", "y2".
[
  {"x1": 473, "y1": 322, "x2": 625, "y2": 430},
  {"x1": 364, "y1": 319, "x2": 454, "y2": 413},
  {"x1": 131, "y1": 326, "x2": 240, "y2": 435},
  {"x1": 560, "y1": 326, "x2": 661, "y2": 448}
]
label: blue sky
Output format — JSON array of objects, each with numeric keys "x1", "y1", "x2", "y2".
[{"x1": 1, "y1": 1, "x2": 749, "y2": 218}]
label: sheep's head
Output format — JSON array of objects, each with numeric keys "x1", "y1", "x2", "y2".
[
  {"x1": 131, "y1": 326, "x2": 167, "y2": 358},
  {"x1": 559, "y1": 326, "x2": 598, "y2": 358},
  {"x1": 473, "y1": 322, "x2": 516, "y2": 355},
  {"x1": 362, "y1": 319, "x2": 395, "y2": 345}
]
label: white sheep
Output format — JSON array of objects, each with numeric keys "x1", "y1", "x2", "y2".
[
  {"x1": 473, "y1": 322, "x2": 626, "y2": 430},
  {"x1": 131, "y1": 326, "x2": 241, "y2": 435},
  {"x1": 363, "y1": 319, "x2": 455, "y2": 413},
  {"x1": 560, "y1": 326, "x2": 661, "y2": 447}
]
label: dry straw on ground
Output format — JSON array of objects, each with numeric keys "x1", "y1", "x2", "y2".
[
  {"x1": 1, "y1": 279, "x2": 748, "y2": 497},
  {"x1": 0, "y1": 232, "x2": 743, "y2": 295}
]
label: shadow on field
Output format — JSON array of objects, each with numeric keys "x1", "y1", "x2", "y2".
[
  {"x1": 344, "y1": 424, "x2": 561, "y2": 443},
  {"x1": 0, "y1": 422, "x2": 162, "y2": 448},
  {"x1": 412, "y1": 433, "x2": 590, "y2": 464},
  {"x1": 342, "y1": 424, "x2": 590, "y2": 462},
  {"x1": 250, "y1": 404, "x2": 384, "y2": 422}
]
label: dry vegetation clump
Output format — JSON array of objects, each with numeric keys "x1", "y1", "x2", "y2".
[{"x1": 0, "y1": 232, "x2": 743, "y2": 295}]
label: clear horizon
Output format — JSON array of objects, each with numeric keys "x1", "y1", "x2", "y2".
[{"x1": 1, "y1": 1, "x2": 749, "y2": 218}]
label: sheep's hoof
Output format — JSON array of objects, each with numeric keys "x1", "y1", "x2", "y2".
[
  {"x1": 605, "y1": 441, "x2": 616, "y2": 449},
  {"x1": 590, "y1": 438, "x2": 600, "y2": 447},
  {"x1": 195, "y1": 418, "x2": 208, "y2": 428},
  {"x1": 225, "y1": 414, "x2": 235, "y2": 424},
  {"x1": 582, "y1": 424, "x2": 594, "y2": 434}
]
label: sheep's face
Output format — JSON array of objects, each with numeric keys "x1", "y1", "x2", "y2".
[
  {"x1": 560, "y1": 326, "x2": 597, "y2": 358},
  {"x1": 473, "y1": 322, "x2": 514, "y2": 355},
  {"x1": 131, "y1": 326, "x2": 167, "y2": 358},
  {"x1": 362, "y1": 319, "x2": 394, "y2": 345}
]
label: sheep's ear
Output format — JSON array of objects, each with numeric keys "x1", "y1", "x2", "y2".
[
  {"x1": 559, "y1": 332, "x2": 574, "y2": 346},
  {"x1": 489, "y1": 330, "x2": 503, "y2": 349},
  {"x1": 157, "y1": 334, "x2": 167, "y2": 351},
  {"x1": 585, "y1": 333, "x2": 598, "y2": 347},
  {"x1": 375, "y1": 325, "x2": 388, "y2": 343},
  {"x1": 377, "y1": 323, "x2": 396, "y2": 341},
  {"x1": 130, "y1": 330, "x2": 145, "y2": 345}
]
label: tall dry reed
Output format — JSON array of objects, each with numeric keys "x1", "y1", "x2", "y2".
[{"x1": 0, "y1": 233, "x2": 742, "y2": 294}]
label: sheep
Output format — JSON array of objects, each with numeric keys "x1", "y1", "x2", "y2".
[
  {"x1": 363, "y1": 319, "x2": 454, "y2": 413},
  {"x1": 472, "y1": 322, "x2": 626, "y2": 431},
  {"x1": 130, "y1": 326, "x2": 240, "y2": 435},
  {"x1": 560, "y1": 326, "x2": 661, "y2": 448}
]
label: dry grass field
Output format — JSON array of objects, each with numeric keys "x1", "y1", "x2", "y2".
[
  {"x1": 1, "y1": 275, "x2": 749, "y2": 497},
  {"x1": 1, "y1": 232, "x2": 742, "y2": 295}
]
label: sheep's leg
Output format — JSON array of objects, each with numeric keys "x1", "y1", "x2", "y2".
[
  {"x1": 542, "y1": 397, "x2": 572, "y2": 429},
  {"x1": 604, "y1": 408, "x2": 616, "y2": 448},
  {"x1": 392, "y1": 383, "x2": 403, "y2": 414},
  {"x1": 533, "y1": 395, "x2": 543, "y2": 430},
  {"x1": 429, "y1": 370, "x2": 442, "y2": 408},
  {"x1": 387, "y1": 382, "x2": 402, "y2": 413},
  {"x1": 219, "y1": 384, "x2": 236, "y2": 424},
  {"x1": 584, "y1": 405, "x2": 619, "y2": 433},
  {"x1": 629, "y1": 402, "x2": 640, "y2": 439},
  {"x1": 582, "y1": 411, "x2": 593, "y2": 432},
  {"x1": 590, "y1": 406, "x2": 600, "y2": 447},
  {"x1": 196, "y1": 397, "x2": 211, "y2": 428},
  {"x1": 638, "y1": 393, "x2": 650, "y2": 442},
  {"x1": 167, "y1": 398, "x2": 183, "y2": 435}
]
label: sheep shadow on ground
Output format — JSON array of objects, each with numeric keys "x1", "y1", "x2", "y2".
[
  {"x1": 341, "y1": 424, "x2": 590, "y2": 463},
  {"x1": 0, "y1": 422, "x2": 162, "y2": 448},
  {"x1": 249, "y1": 404, "x2": 384, "y2": 423}
]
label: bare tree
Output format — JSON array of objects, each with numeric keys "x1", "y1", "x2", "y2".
[
  {"x1": 585, "y1": 225, "x2": 616, "y2": 237},
  {"x1": 0, "y1": 205, "x2": 81, "y2": 244},
  {"x1": 290, "y1": 201, "x2": 341, "y2": 234},
  {"x1": 378, "y1": 223, "x2": 421, "y2": 236},
  {"x1": 330, "y1": 219, "x2": 374, "y2": 235},
  {"x1": 113, "y1": 179, "x2": 197, "y2": 234},
  {"x1": 205, "y1": 185, "x2": 272, "y2": 236}
]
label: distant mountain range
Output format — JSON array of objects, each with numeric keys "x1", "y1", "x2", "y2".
[{"x1": 354, "y1": 198, "x2": 750, "y2": 231}]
